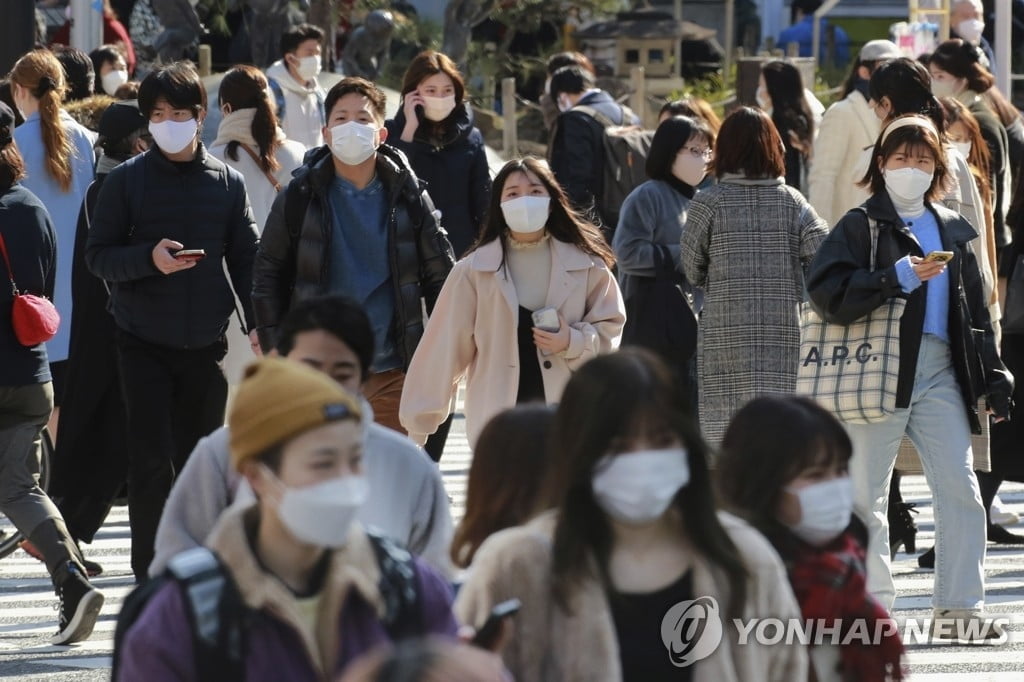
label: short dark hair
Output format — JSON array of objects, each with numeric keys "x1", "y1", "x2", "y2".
[
  {"x1": 645, "y1": 115, "x2": 713, "y2": 183},
  {"x1": 53, "y1": 46, "x2": 94, "y2": 102},
  {"x1": 791, "y1": 0, "x2": 822, "y2": 22},
  {"x1": 711, "y1": 106, "x2": 785, "y2": 179},
  {"x1": 929, "y1": 38, "x2": 994, "y2": 93},
  {"x1": 717, "y1": 395, "x2": 852, "y2": 541},
  {"x1": 324, "y1": 77, "x2": 387, "y2": 123},
  {"x1": 138, "y1": 61, "x2": 207, "y2": 118},
  {"x1": 546, "y1": 51, "x2": 595, "y2": 76},
  {"x1": 89, "y1": 45, "x2": 123, "y2": 94},
  {"x1": 275, "y1": 295, "x2": 375, "y2": 381},
  {"x1": 280, "y1": 23, "x2": 324, "y2": 57},
  {"x1": 548, "y1": 65, "x2": 595, "y2": 100},
  {"x1": 859, "y1": 116, "x2": 949, "y2": 201},
  {"x1": 659, "y1": 96, "x2": 722, "y2": 133}
]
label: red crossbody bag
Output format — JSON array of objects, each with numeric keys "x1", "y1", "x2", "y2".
[{"x1": 0, "y1": 231, "x2": 60, "y2": 347}]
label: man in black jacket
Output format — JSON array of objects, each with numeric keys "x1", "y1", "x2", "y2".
[
  {"x1": 85, "y1": 63, "x2": 259, "y2": 580},
  {"x1": 252, "y1": 77, "x2": 454, "y2": 435}
]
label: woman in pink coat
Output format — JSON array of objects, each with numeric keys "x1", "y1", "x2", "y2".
[{"x1": 400, "y1": 156, "x2": 625, "y2": 448}]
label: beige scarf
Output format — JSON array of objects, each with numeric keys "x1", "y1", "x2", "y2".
[{"x1": 212, "y1": 107, "x2": 285, "y2": 149}]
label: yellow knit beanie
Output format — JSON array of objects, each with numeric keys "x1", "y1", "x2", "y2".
[{"x1": 228, "y1": 358, "x2": 362, "y2": 471}]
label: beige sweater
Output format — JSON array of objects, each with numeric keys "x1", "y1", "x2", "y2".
[{"x1": 455, "y1": 511, "x2": 808, "y2": 682}]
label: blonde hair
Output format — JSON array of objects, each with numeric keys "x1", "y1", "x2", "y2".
[{"x1": 10, "y1": 50, "x2": 75, "y2": 192}]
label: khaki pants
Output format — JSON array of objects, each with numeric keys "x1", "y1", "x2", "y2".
[{"x1": 0, "y1": 382, "x2": 58, "y2": 537}]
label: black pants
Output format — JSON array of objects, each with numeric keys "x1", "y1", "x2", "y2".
[{"x1": 116, "y1": 330, "x2": 227, "y2": 580}]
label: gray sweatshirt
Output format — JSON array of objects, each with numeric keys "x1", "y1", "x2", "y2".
[
  {"x1": 612, "y1": 179, "x2": 691, "y2": 301},
  {"x1": 149, "y1": 405, "x2": 454, "y2": 578}
]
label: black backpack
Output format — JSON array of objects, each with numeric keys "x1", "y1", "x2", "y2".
[{"x1": 111, "y1": 531, "x2": 424, "y2": 681}]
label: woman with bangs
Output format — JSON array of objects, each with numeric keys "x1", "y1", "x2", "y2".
[
  {"x1": 718, "y1": 396, "x2": 906, "y2": 682},
  {"x1": 455, "y1": 349, "x2": 807, "y2": 681},
  {"x1": 807, "y1": 115, "x2": 1012, "y2": 640}
]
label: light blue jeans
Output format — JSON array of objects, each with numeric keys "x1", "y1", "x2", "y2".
[{"x1": 845, "y1": 334, "x2": 986, "y2": 611}]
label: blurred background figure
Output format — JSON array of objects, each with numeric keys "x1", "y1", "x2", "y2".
[
  {"x1": 338, "y1": 637, "x2": 511, "y2": 682},
  {"x1": 757, "y1": 61, "x2": 814, "y2": 192}
]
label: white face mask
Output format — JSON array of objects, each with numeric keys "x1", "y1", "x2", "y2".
[
  {"x1": 883, "y1": 166, "x2": 934, "y2": 202},
  {"x1": 268, "y1": 469, "x2": 369, "y2": 548},
  {"x1": 294, "y1": 55, "x2": 321, "y2": 82},
  {"x1": 784, "y1": 477, "x2": 853, "y2": 546},
  {"x1": 101, "y1": 69, "x2": 129, "y2": 96},
  {"x1": 557, "y1": 94, "x2": 573, "y2": 113},
  {"x1": 672, "y1": 151, "x2": 707, "y2": 187},
  {"x1": 592, "y1": 447, "x2": 690, "y2": 524},
  {"x1": 931, "y1": 78, "x2": 961, "y2": 98},
  {"x1": 957, "y1": 18, "x2": 985, "y2": 44},
  {"x1": 501, "y1": 195, "x2": 550, "y2": 234},
  {"x1": 149, "y1": 118, "x2": 198, "y2": 154},
  {"x1": 422, "y1": 94, "x2": 457, "y2": 122},
  {"x1": 953, "y1": 140, "x2": 972, "y2": 159},
  {"x1": 329, "y1": 120, "x2": 379, "y2": 166}
]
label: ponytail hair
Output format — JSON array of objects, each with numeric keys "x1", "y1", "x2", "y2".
[
  {"x1": 10, "y1": 50, "x2": 74, "y2": 192},
  {"x1": 218, "y1": 65, "x2": 281, "y2": 174}
]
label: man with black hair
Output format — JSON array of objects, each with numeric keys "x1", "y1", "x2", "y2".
[
  {"x1": 547, "y1": 65, "x2": 638, "y2": 234},
  {"x1": 266, "y1": 23, "x2": 327, "y2": 149},
  {"x1": 52, "y1": 46, "x2": 95, "y2": 103},
  {"x1": 777, "y1": 0, "x2": 849, "y2": 66},
  {"x1": 150, "y1": 295, "x2": 454, "y2": 577},
  {"x1": 86, "y1": 62, "x2": 259, "y2": 580}
]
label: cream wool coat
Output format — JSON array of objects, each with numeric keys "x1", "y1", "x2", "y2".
[
  {"x1": 399, "y1": 237, "x2": 625, "y2": 447},
  {"x1": 456, "y1": 512, "x2": 808, "y2": 682}
]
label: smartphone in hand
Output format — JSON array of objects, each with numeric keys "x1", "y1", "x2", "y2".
[
  {"x1": 173, "y1": 249, "x2": 206, "y2": 262},
  {"x1": 531, "y1": 307, "x2": 560, "y2": 332},
  {"x1": 471, "y1": 598, "x2": 521, "y2": 650},
  {"x1": 923, "y1": 250, "x2": 954, "y2": 264}
]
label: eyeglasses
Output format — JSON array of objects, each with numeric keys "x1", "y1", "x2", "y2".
[{"x1": 682, "y1": 146, "x2": 713, "y2": 160}]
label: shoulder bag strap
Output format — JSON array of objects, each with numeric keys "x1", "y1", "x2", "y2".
[
  {"x1": 0, "y1": 232, "x2": 18, "y2": 295},
  {"x1": 237, "y1": 143, "x2": 282, "y2": 193}
]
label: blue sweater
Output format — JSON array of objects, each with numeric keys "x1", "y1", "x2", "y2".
[
  {"x1": 894, "y1": 210, "x2": 949, "y2": 341},
  {"x1": 327, "y1": 174, "x2": 401, "y2": 372},
  {"x1": 14, "y1": 111, "x2": 95, "y2": 363}
]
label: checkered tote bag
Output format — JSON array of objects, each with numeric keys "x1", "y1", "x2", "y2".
[{"x1": 797, "y1": 216, "x2": 906, "y2": 423}]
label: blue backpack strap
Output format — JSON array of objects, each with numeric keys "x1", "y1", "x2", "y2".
[{"x1": 268, "y1": 77, "x2": 287, "y2": 121}]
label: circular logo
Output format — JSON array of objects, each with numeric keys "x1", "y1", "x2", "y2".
[{"x1": 660, "y1": 596, "x2": 724, "y2": 667}]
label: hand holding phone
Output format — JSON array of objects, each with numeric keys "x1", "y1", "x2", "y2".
[
  {"x1": 470, "y1": 598, "x2": 521, "y2": 650},
  {"x1": 531, "y1": 307, "x2": 560, "y2": 332},
  {"x1": 173, "y1": 249, "x2": 206, "y2": 262},
  {"x1": 923, "y1": 250, "x2": 954, "y2": 264}
]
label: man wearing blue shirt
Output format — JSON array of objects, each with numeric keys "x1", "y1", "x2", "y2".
[{"x1": 778, "y1": 0, "x2": 850, "y2": 67}]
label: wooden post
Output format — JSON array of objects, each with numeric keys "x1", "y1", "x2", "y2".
[
  {"x1": 502, "y1": 77, "x2": 517, "y2": 157},
  {"x1": 629, "y1": 66, "x2": 646, "y2": 127},
  {"x1": 483, "y1": 75, "x2": 496, "y2": 112},
  {"x1": 198, "y1": 45, "x2": 212, "y2": 77}
]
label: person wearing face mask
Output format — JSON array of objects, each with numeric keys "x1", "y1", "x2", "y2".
[
  {"x1": 86, "y1": 62, "x2": 260, "y2": 581},
  {"x1": 718, "y1": 396, "x2": 907, "y2": 681},
  {"x1": 613, "y1": 115, "x2": 711, "y2": 392},
  {"x1": 681, "y1": 107, "x2": 829, "y2": 446},
  {"x1": 950, "y1": 0, "x2": 997, "y2": 69},
  {"x1": 253, "y1": 78, "x2": 455, "y2": 436},
  {"x1": 148, "y1": 295, "x2": 455, "y2": 579},
  {"x1": 90, "y1": 45, "x2": 130, "y2": 98},
  {"x1": 756, "y1": 61, "x2": 815, "y2": 192},
  {"x1": 115, "y1": 358, "x2": 460, "y2": 681},
  {"x1": 265, "y1": 23, "x2": 327, "y2": 150},
  {"x1": 399, "y1": 156, "x2": 624, "y2": 449},
  {"x1": 547, "y1": 65, "x2": 641, "y2": 236},
  {"x1": 807, "y1": 115, "x2": 1012, "y2": 639},
  {"x1": 808, "y1": 39, "x2": 901, "y2": 227},
  {"x1": 383, "y1": 50, "x2": 491, "y2": 461},
  {"x1": 456, "y1": 349, "x2": 807, "y2": 680}
]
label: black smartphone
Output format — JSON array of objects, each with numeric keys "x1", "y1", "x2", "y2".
[{"x1": 470, "y1": 598, "x2": 521, "y2": 649}]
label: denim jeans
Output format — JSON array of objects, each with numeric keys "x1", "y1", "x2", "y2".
[{"x1": 845, "y1": 335, "x2": 986, "y2": 611}]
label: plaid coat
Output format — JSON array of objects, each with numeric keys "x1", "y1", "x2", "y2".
[{"x1": 681, "y1": 176, "x2": 828, "y2": 445}]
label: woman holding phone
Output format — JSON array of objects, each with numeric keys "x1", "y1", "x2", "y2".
[
  {"x1": 807, "y1": 115, "x2": 1011, "y2": 638},
  {"x1": 399, "y1": 156, "x2": 625, "y2": 449}
]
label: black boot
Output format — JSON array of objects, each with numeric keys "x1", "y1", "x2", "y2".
[
  {"x1": 51, "y1": 560, "x2": 104, "y2": 645},
  {"x1": 987, "y1": 524, "x2": 1024, "y2": 544},
  {"x1": 888, "y1": 502, "x2": 918, "y2": 558},
  {"x1": 918, "y1": 546, "x2": 935, "y2": 569}
]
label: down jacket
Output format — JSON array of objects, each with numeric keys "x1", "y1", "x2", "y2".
[
  {"x1": 251, "y1": 144, "x2": 455, "y2": 363},
  {"x1": 806, "y1": 191, "x2": 1013, "y2": 432}
]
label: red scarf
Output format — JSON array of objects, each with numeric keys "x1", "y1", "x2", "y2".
[{"x1": 787, "y1": 531, "x2": 907, "y2": 681}]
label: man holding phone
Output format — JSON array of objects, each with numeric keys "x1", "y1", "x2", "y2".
[{"x1": 86, "y1": 62, "x2": 260, "y2": 581}]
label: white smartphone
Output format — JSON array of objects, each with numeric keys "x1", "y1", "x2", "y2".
[{"x1": 531, "y1": 307, "x2": 560, "y2": 332}]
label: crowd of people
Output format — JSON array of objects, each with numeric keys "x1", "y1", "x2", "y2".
[{"x1": 0, "y1": 8, "x2": 1023, "y2": 681}]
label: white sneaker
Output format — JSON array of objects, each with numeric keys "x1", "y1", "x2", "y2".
[
  {"x1": 990, "y1": 495, "x2": 1019, "y2": 526},
  {"x1": 930, "y1": 609, "x2": 1006, "y2": 643}
]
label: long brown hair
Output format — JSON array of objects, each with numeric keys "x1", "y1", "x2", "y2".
[
  {"x1": 450, "y1": 405, "x2": 555, "y2": 568},
  {"x1": 545, "y1": 349, "x2": 748, "y2": 620},
  {"x1": 0, "y1": 133, "x2": 26, "y2": 191},
  {"x1": 400, "y1": 50, "x2": 466, "y2": 136},
  {"x1": 10, "y1": 50, "x2": 75, "y2": 192},
  {"x1": 470, "y1": 156, "x2": 615, "y2": 268},
  {"x1": 219, "y1": 64, "x2": 281, "y2": 173}
]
